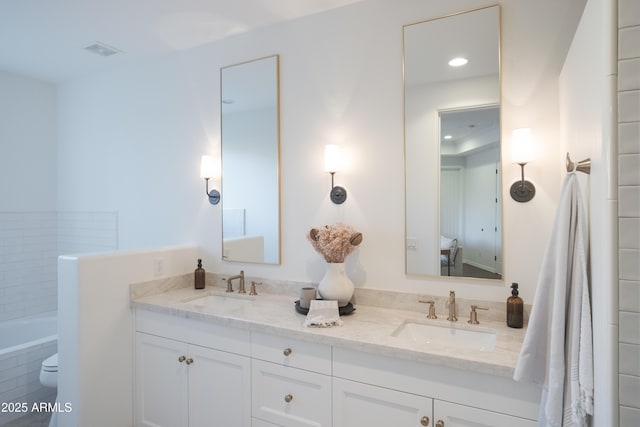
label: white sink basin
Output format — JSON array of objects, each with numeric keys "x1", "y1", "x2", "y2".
[
  {"x1": 392, "y1": 320, "x2": 496, "y2": 351},
  {"x1": 179, "y1": 294, "x2": 252, "y2": 311}
]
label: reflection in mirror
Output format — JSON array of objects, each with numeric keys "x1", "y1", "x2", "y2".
[
  {"x1": 221, "y1": 55, "x2": 280, "y2": 264},
  {"x1": 440, "y1": 106, "x2": 502, "y2": 279},
  {"x1": 404, "y1": 5, "x2": 502, "y2": 280}
]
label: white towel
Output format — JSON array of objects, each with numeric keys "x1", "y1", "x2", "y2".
[
  {"x1": 304, "y1": 299, "x2": 343, "y2": 328},
  {"x1": 513, "y1": 172, "x2": 593, "y2": 427}
]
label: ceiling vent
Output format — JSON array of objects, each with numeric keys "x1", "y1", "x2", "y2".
[{"x1": 84, "y1": 42, "x2": 122, "y2": 57}]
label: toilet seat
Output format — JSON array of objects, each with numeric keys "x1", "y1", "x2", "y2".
[{"x1": 42, "y1": 353, "x2": 58, "y2": 372}]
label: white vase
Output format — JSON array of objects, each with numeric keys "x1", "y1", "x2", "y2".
[{"x1": 317, "y1": 262, "x2": 354, "y2": 307}]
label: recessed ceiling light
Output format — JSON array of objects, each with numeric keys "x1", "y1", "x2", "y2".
[
  {"x1": 444, "y1": 135, "x2": 453, "y2": 140},
  {"x1": 84, "y1": 42, "x2": 122, "y2": 57},
  {"x1": 448, "y1": 57, "x2": 468, "y2": 67}
]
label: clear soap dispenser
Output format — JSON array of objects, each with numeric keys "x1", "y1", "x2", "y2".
[
  {"x1": 194, "y1": 259, "x2": 205, "y2": 290},
  {"x1": 507, "y1": 282, "x2": 523, "y2": 328}
]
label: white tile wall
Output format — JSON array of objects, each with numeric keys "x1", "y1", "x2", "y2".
[
  {"x1": 618, "y1": 0, "x2": 640, "y2": 421},
  {"x1": 0, "y1": 211, "x2": 118, "y2": 323}
]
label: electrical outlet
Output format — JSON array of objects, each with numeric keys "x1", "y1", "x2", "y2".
[
  {"x1": 154, "y1": 258, "x2": 164, "y2": 277},
  {"x1": 407, "y1": 237, "x2": 418, "y2": 250}
]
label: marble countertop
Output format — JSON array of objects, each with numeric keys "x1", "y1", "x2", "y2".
[{"x1": 131, "y1": 283, "x2": 527, "y2": 378}]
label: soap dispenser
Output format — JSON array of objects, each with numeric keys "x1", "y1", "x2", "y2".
[
  {"x1": 194, "y1": 259, "x2": 205, "y2": 290},
  {"x1": 507, "y1": 282, "x2": 523, "y2": 328}
]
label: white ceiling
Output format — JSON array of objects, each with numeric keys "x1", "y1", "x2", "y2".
[{"x1": 0, "y1": 0, "x2": 363, "y2": 83}]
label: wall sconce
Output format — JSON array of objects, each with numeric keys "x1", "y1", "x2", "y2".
[
  {"x1": 510, "y1": 128, "x2": 536, "y2": 203},
  {"x1": 200, "y1": 155, "x2": 220, "y2": 205},
  {"x1": 324, "y1": 144, "x2": 347, "y2": 204}
]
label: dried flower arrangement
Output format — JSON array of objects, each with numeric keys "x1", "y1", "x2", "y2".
[{"x1": 308, "y1": 223, "x2": 363, "y2": 263}]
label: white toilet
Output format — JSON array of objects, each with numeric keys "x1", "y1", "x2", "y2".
[{"x1": 39, "y1": 353, "x2": 58, "y2": 427}]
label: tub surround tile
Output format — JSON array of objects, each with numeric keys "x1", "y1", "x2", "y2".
[
  {"x1": 619, "y1": 187, "x2": 640, "y2": 218},
  {"x1": 620, "y1": 343, "x2": 640, "y2": 376},
  {"x1": 620, "y1": 405, "x2": 640, "y2": 426},
  {"x1": 620, "y1": 154, "x2": 640, "y2": 185},
  {"x1": 131, "y1": 278, "x2": 528, "y2": 378},
  {"x1": 619, "y1": 0, "x2": 640, "y2": 29},
  {"x1": 618, "y1": 10, "x2": 640, "y2": 419},
  {"x1": 619, "y1": 27, "x2": 640, "y2": 60},
  {"x1": 619, "y1": 90, "x2": 640, "y2": 123},
  {"x1": 620, "y1": 374, "x2": 640, "y2": 407},
  {"x1": 619, "y1": 58, "x2": 640, "y2": 91},
  {"x1": 619, "y1": 218, "x2": 640, "y2": 249},
  {"x1": 620, "y1": 249, "x2": 640, "y2": 281},
  {"x1": 620, "y1": 280, "x2": 640, "y2": 312},
  {"x1": 619, "y1": 122, "x2": 640, "y2": 154},
  {"x1": 620, "y1": 311, "x2": 640, "y2": 345}
]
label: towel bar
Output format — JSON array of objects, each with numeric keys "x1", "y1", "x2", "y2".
[{"x1": 566, "y1": 152, "x2": 591, "y2": 174}]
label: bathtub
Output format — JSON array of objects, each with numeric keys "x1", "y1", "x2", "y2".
[{"x1": 0, "y1": 313, "x2": 57, "y2": 425}]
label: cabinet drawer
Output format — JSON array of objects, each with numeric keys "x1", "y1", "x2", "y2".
[
  {"x1": 251, "y1": 331, "x2": 331, "y2": 374},
  {"x1": 252, "y1": 359, "x2": 331, "y2": 426},
  {"x1": 136, "y1": 309, "x2": 250, "y2": 356}
]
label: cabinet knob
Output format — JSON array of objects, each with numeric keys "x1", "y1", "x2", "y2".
[
  {"x1": 178, "y1": 355, "x2": 186, "y2": 363},
  {"x1": 186, "y1": 358, "x2": 194, "y2": 365},
  {"x1": 283, "y1": 348, "x2": 292, "y2": 356},
  {"x1": 436, "y1": 420, "x2": 445, "y2": 427},
  {"x1": 284, "y1": 394, "x2": 293, "y2": 403},
  {"x1": 420, "y1": 415, "x2": 430, "y2": 426}
]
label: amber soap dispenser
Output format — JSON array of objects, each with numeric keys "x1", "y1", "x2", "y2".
[
  {"x1": 194, "y1": 259, "x2": 205, "y2": 289},
  {"x1": 507, "y1": 282, "x2": 523, "y2": 328}
]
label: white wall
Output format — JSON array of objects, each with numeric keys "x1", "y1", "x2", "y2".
[
  {"x1": 559, "y1": 0, "x2": 618, "y2": 424},
  {"x1": 56, "y1": 0, "x2": 585, "y2": 303},
  {"x1": 57, "y1": 246, "x2": 198, "y2": 427},
  {"x1": 0, "y1": 70, "x2": 57, "y2": 210}
]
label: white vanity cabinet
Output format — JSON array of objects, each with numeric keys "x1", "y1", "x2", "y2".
[
  {"x1": 251, "y1": 331, "x2": 332, "y2": 427},
  {"x1": 135, "y1": 310, "x2": 251, "y2": 427},
  {"x1": 333, "y1": 347, "x2": 539, "y2": 427},
  {"x1": 133, "y1": 307, "x2": 539, "y2": 427}
]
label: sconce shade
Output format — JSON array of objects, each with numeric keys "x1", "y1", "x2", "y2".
[
  {"x1": 511, "y1": 128, "x2": 533, "y2": 164},
  {"x1": 200, "y1": 155, "x2": 217, "y2": 179},
  {"x1": 324, "y1": 144, "x2": 343, "y2": 173}
]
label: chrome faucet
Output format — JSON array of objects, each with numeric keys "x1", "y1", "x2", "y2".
[
  {"x1": 446, "y1": 290, "x2": 458, "y2": 321},
  {"x1": 226, "y1": 270, "x2": 245, "y2": 293}
]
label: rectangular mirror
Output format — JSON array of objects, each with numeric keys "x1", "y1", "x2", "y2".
[
  {"x1": 404, "y1": 6, "x2": 502, "y2": 280},
  {"x1": 221, "y1": 55, "x2": 280, "y2": 264}
]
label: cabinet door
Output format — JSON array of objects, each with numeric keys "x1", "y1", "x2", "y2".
[
  {"x1": 433, "y1": 400, "x2": 537, "y2": 427},
  {"x1": 136, "y1": 333, "x2": 188, "y2": 427},
  {"x1": 188, "y1": 343, "x2": 251, "y2": 427},
  {"x1": 252, "y1": 359, "x2": 331, "y2": 427},
  {"x1": 333, "y1": 377, "x2": 433, "y2": 427}
]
